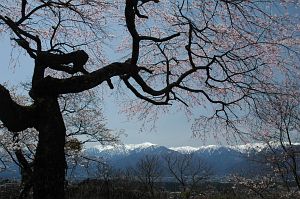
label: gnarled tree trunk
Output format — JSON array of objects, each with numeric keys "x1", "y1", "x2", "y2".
[{"x1": 33, "y1": 97, "x2": 66, "y2": 199}]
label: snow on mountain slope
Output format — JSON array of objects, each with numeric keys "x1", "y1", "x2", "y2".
[
  {"x1": 85, "y1": 142, "x2": 300, "y2": 159},
  {"x1": 94, "y1": 142, "x2": 157, "y2": 151},
  {"x1": 85, "y1": 142, "x2": 159, "y2": 156},
  {"x1": 169, "y1": 146, "x2": 200, "y2": 154},
  {"x1": 126, "y1": 142, "x2": 158, "y2": 151},
  {"x1": 230, "y1": 142, "x2": 300, "y2": 153},
  {"x1": 88, "y1": 142, "x2": 277, "y2": 156},
  {"x1": 230, "y1": 143, "x2": 267, "y2": 153},
  {"x1": 170, "y1": 143, "x2": 265, "y2": 154}
]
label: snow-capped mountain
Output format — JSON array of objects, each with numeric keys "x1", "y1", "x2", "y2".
[
  {"x1": 86, "y1": 141, "x2": 283, "y2": 157},
  {"x1": 84, "y1": 142, "x2": 175, "y2": 170},
  {"x1": 81, "y1": 142, "x2": 300, "y2": 177},
  {"x1": 84, "y1": 142, "x2": 169, "y2": 159},
  {"x1": 169, "y1": 146, "x2": 200, "y2": 154},
  {"x1": 1, "y1": 142, "x2": 299, "y2": 180},
  {"x1": 87, "y1": 142, "x2": 159, "y2": 155},
  {"x1": 170, "y1": 143, "x2": 270, "y2": 154},
  {"x1": 88, "y1": 142, "x2": 268, "y2": 155},
  {"x1": 83, "y1": 142, "x2": 252, "y2": 173},
  {"x1": 95, "y1": 142, "x2": 158, "y2": 152}
]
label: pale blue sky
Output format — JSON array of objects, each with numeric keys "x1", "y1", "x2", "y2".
[{"x1": 0, "y1": 35, "x2": 217, "y2": 147}]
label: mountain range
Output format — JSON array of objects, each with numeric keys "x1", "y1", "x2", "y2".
[
  {"x1": 82, "y1": 142, "x2": 287, "y2": 178},
  {"x1": 1, "y1": 142, "x2": 298, "y2": 180}
]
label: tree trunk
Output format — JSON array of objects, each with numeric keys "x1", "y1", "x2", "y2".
[{"x1": 33, "y1": 97, "x2": 66, "y2": 199}]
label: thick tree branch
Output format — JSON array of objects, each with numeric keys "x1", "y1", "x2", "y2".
[
  {"x1": 129, "y1": 60, "x2": 213, "y2": 97},
  {"x1": 125, "y1": 0, "x2": 179, "y2": 64},
  {"x1": 37, "y1": 50, "x2": 89, "y2": 74},
  {"x1": 30, "y1": 62, "x2": 139, "y2": 95},
  {"x1": 21, "y1": 0, "x2": 27, "y2": 18},
  {"x1": 140, "y1": 33, "x2": 180, "y2": 42},
  {"x1": 125, "y1": 0, "x2": 140, "y2": 64},
  {"x1": 31, "y1": 56, "x2": 211, "y2": 100},
  {"x1": 0, "y1": 85, "x2": 36, "y2": 132}
]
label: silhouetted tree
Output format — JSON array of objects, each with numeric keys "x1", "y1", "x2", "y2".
[
  {"x1": 164, "y1": 153, "x2": 212, "y2": 198},
  {"x1": 0, "y1": 0, "x2": 299, "y2": 198},
  {"x1": 134, "y1": 155, "x2": 162, "y2": 198},
  {"x1": 0, "y1": 87, "x2": 116, "y2": 198}
]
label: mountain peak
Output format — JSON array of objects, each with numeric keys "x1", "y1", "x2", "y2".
[
  {"x1": 90, "y1": 142, "x2": 300, "y2": 155},
  {"x1": 91, "y1": 142, "x2": 158, "y2": 154},
  {"x1": 126, "y1": 142, "x2": 157, "y2": 150},
  {"x1": 169, "y1": 146, "x2": 200, "y2": 154}
]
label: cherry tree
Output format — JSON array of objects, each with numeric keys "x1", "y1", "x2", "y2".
[
  {"x1": 0, "y1": 0, "x2": 299, "y2": 198},
  {"x1": 245, "y1": 85, "x2": 300, "y2": 191},
  {"x1": 0, "y1": 86, "x2": 117, "y2": 198},
  {"x1": 224, "y1": 82, "x2": 300, "y2": 197},
  {"x1": 231, "y1": 174, "x2": 300, "y2": 198}
]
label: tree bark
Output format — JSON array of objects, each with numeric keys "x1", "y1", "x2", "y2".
[{"x1": 33, "y1": 97, "x2": 66, "y2": 199}]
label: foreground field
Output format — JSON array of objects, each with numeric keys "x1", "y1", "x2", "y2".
[{"x1": 0, "y1": 179, "x2": 299, "y2": 199}]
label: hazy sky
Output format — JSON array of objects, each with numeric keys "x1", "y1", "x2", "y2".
[{"x1": 0, "y1": 35, "x2": 218, "y2": 148}]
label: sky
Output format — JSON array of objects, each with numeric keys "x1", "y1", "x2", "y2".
[
  {"x1": 0, "y1": 35, "x2": 218, "y2": 148},
  {"x1": 1, "y1": 1, "x2": 298, "y2": 149},
  {"x1": 2, "y1": 2, "x2": 298, "y2": 149}
]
